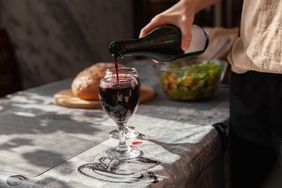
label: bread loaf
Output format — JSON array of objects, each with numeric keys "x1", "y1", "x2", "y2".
[{"x1": 71, "y1": 62, "x2": 116, "y2": 100}]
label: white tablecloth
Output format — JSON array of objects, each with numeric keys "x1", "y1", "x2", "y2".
[{"x1": 0, "y1": 60, "x2": 229, "y2": 188}]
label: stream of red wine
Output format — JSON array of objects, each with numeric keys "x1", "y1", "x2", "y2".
[{"x1": 114, "y1": 56, "x2": 120, "y2": 87}]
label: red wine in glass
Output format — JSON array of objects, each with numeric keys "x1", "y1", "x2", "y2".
[
  {"x1": 105, "y1": 67, "x2": 144, "y2": 139},
  {"x1": 99, "y1": 80, "x2": 139, "y2": 123},
  {"x1": 99, "y1": 75, "x2": 142, "y2": 160}
]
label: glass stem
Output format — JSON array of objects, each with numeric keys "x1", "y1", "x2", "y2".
[{"x1": 116, "y1": 122, "x2": 128, "y2": 152}]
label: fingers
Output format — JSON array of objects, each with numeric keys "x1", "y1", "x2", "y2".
[
  {"x1": 139, "y1": 15, "x2": 167, "y2": 38},
  {"x1": 140, "y1": 18, "x2": 193, "y2": 52},
  {"x1": 139, "y1": 0, "x2": 195, "y2": 52},
  {"x1": 152, "y1": 59, "x2": 160, "y2": 64},
  {"x1": 175, "y1": 12, "x2": 193, "y2": 52},
  {"x1": 139, "y1": 24, "x2": 154, "y2": 38},
  {"x1": 180, "y1": 26, "x2": 192, "y2": 52}
]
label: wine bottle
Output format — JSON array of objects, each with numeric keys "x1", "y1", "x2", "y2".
[{"x1": 109, "y1": 25, "x2": 209, "y2": 62}]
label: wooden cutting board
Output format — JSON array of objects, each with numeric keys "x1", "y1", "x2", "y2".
[{"x1": 53, "y1": 85, "x2": 156, "y2": 109}]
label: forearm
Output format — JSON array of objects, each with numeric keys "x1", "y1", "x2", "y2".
[{"x1": 182, "y1": 0, "x2": 219, "y2": 13}]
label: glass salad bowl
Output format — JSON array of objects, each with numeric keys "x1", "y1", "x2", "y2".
[{"x1": 156, "y1": 58, "x2": 227, "y2": 101}]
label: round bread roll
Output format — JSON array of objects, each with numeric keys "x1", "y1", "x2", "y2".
[{"x1": 71, "y1": 62, "x2": 117, "y2": 100}]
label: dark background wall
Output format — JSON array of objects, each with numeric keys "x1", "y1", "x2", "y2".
[{"x1": 0, "y1": 0, "x2": 133, "y2": 90}]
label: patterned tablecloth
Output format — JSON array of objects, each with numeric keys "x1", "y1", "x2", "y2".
[{"x1": 0, "y1": 60, "x2": 229, "y2": 188}]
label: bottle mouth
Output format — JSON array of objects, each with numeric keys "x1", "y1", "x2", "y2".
[{"x1": 109, "y1": 41, "x2": 122, "y2": 57}]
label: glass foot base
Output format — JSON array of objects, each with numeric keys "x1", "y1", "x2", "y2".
[
  {"x1": 106, "y1": 147, "x2": 143, "y2": 160},
  {"x1": 109, "y1": 127, "x2": 145, "y2": 139}
]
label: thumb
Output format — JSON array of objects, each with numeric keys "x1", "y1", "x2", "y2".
[{"x1": 180, "y1": 27, "x2": 192, "y2": 52}]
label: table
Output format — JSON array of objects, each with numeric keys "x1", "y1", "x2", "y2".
[{"x1": 0, "y1": 60, "x2": 229, "y2": 188}]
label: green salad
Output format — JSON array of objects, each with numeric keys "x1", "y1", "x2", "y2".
[{"x1": 160, "y1": 60, "x2": 222, "y2": 101}]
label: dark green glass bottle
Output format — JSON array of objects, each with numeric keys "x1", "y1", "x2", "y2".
[{"x1": 109, "y1": 25, "x2": 209, "y2": 62}]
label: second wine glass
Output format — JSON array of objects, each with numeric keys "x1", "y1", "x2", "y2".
[{"x1": 105, "y1": 67, "x2": 145, "y2": 139}]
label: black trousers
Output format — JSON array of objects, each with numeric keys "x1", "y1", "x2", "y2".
[{"x1": 230, "y1": 71, "x2": 282, "y2": 188}]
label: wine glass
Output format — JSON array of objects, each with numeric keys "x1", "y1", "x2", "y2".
[
  {"x1": 105, "y1": 67, "x2": 144, "y2": 139},
  {"x1": 99, "y1": 74, "x2": 143, "y2": 159}
]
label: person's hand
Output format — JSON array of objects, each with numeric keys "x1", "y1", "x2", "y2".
[
  {"x1": 140, "y1": 0, "x2": 217, "y2": 52},
  {"x1": 139, "y1": 0, "x2": 196, "y2": 52}
]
